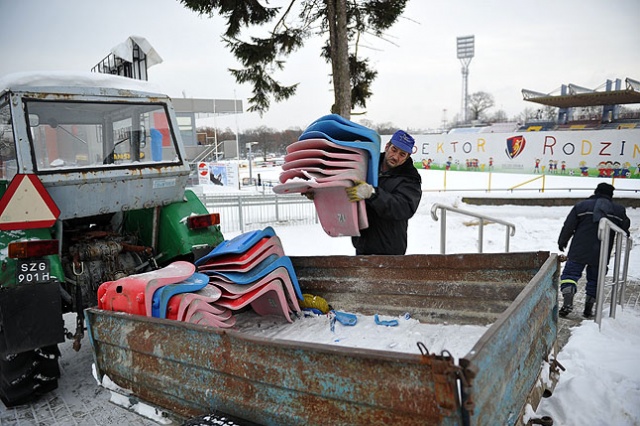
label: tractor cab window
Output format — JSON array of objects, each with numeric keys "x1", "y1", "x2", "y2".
[
  {"x1": 25, "y1": 99, "x2": 182, "y2": 172},
  {"x1": 0, "y1": 102, "x2": 18, "y2": 182}
]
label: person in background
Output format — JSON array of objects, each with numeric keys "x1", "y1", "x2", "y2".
[
  {"x1": 345, "y1": 130, "x2": 422, "y2": 255},
  {"x1": 558, "y1": 182, "x2": 631, "y2": 318}
]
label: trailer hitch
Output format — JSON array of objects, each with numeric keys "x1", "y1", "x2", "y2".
[
  {"x1": 70, "y1": 257, "x2": 86, "y2": 352},
  {"x1": 529, "y1": 415, "x2": 554, "y2": 425}
]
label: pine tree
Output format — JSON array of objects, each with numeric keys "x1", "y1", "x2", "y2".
[{"x1": 179, "y1": 0, "x2": 409, "y2": 119}]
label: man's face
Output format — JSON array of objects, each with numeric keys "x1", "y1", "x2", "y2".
[{"x1": 384, "y1": 142, "x2": 410, "y2": 169}]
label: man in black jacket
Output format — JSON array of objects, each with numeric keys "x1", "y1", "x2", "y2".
[
  {"x1": 558, "y1": 182, "x2": 631, "y2": 318},
  {"x1": 346, "y1": 130, "x2": 422, "y2": 255}
]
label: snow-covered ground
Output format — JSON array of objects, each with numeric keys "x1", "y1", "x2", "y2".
[{"x1": 1, "y1": 168, "x2": 639, "y2": 425}]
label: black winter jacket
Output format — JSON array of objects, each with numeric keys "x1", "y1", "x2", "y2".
[
  {"x1": 558, "y1": 193, "x2": 631, "y2": 265},
  {"x1": 351, "y1": 156, "x2": 422, "y2": 255}
]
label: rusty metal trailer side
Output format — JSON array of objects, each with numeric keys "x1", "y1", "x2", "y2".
[
  {"x1": 86, "y1": 311, "x2": 463, "y2": 425},
  {"x1": 459, "y1": 253, "x2": 559, "y2": 425},
  {"x1": 86, "y1": 251, "x2": 559, "y2": 425}
]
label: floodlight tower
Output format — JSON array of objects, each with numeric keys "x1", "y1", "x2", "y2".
[{"x1": 456, "y1": 35, "x2": 475, "y2": 123}]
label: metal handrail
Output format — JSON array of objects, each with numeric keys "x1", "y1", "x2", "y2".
[
  {"x1": 595, "y1": 218, "x2": 633, "y2": 328},
  {"x1": 430, "y1": 203, "x2": 516, "y2": 254}
]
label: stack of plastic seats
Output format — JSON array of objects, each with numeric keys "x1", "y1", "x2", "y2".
[
  {"x1": 273, "y1": 114, "x2": 381, "y2": 237},
  {"x1": 194, "y1": 226, "x2": 303, "y2": 323},
  {"x1": 97, "y1": 260, "x2": 237, "y2": 329}
]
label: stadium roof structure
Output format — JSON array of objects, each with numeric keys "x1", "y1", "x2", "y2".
[{"x1": 522, "y1": 77, "x2": 640, "y2": 108}]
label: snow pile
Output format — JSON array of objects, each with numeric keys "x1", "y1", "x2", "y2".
[
  {"x1": 234, "y1": 311, "x2": 490, "y2": 359},
  {"x1": 535, "y1": 308, "x2": 640, "y2": 424}
]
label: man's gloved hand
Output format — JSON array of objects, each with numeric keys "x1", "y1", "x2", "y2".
[{"x1": 345, "y1": 180, "x2": 375, "y2": 202}]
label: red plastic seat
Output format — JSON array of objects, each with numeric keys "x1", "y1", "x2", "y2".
[{"x1": 97, "y1": 261, "x2": 195, "y2": 316}]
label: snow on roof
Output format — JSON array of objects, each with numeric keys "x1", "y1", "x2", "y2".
[
  {"x1": 111, "y1": 36, "x2": 163, "y2": 68},
  {"x1": 0, "y1": 71, "x2": 163, "y2": 95}
]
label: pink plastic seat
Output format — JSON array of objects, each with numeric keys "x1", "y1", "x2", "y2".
[
  {"x1": 188, "y1": 310, "x2": 237, "y2": 329},
  {"x1": 273, "y1": 178, "x2": 352, "y2": 196},
  {"x1": 284, "y1": 148, "x2": 366, "y2": 163},
  {"x1": 300, "y1": 169, "x2": 365, "y2": 183},
  {"x1": 282, "y1": 157, "x2": 365, "y2": 173},
  {"x1": 214, "y1": 279, "x2": 293, "y2": 323},
  {"x1": 171, "y1": 286, "x2": 226, "y2": 321},
  {"x1": 142, "y1": 262, "x2": 197, "y2": 317},
  {"x1": 209, "y1": 268, "x2": 301, "y2": 314},
  {"x1": 312, "y1": 186, "x2": 366, "y2": 237},
  {"x1": 184, "y1": 298, "x2": 233, "y2": 323},
  {"x1": 209, "y1": 275, "x2": 268, "y2": 300},
  {"x1": 286, "y1": 138, "x2": 367, "y2": 156},
  {"x1": 278, "y1": 167, "x2": 350, "y2": 183}
]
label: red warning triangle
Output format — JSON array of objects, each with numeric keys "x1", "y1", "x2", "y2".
[{"x1": 0, "y1": 174, "x2": 61, "y2": 230}]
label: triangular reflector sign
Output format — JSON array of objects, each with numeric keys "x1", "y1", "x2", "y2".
[{"x1": 0, "y1": 174, "x2": 61, "y2": 230}]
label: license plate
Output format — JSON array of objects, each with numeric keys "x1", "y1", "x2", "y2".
[{"x1": 16, "y1": 259, "x2": 52, "y2": 284}]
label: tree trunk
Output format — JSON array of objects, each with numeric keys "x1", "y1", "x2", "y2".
[{"x1": 326, "y1": 0, "x2": 351, "y2": 120}]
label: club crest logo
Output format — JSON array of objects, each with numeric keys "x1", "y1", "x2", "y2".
[{"x1": 505, "y1": 135, "x2": 526, "y2": 159}]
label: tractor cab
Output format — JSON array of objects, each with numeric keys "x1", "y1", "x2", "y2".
[{"x1": 1, "y1": 73, "x2": 189, "y2": 219}]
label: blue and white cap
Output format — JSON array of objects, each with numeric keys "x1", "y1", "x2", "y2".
[{"x1": 390, "y1": 130, "x2": 415, "y2": 153}]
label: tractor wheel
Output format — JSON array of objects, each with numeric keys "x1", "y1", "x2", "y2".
[{"x1": 0, "y1": 345, "x2": 60, "y2": 407}]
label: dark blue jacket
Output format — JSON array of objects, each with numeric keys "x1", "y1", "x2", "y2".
[
  {"x1": 351, "y1": 156, "x2": 422, "y2": 255},
  {"x1": 558, "y1": 193, "x2": 630, "y2": 265}
]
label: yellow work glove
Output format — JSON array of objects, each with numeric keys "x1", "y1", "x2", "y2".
[{"x1": 345, "y1": 180, "x2": 375, "y2": 202}]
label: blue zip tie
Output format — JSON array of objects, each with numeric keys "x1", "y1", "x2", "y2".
[{"x1": 374, "y1": 314, "x2": 399, "y2": 327}]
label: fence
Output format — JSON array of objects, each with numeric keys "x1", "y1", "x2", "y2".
[{"x1": 200, "y1": 193, "x2": 317, "y2": 234}]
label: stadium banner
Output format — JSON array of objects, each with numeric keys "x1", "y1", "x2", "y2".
[{"x1": 402, "y1": 129, "x2": 639, "y2": 178}]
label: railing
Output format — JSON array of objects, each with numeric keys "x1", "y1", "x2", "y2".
[
  {"x1": 190, "y1": 143, "x2": 227, "y2": 163},
  {"x1": 430, "y1": 203, "x2": 517, "y2": 254},
  {"x1": 595, "y1": 218, "x2": 633, "y2": 328},
  {"x1": 191, "y1": 145, "x2": 220, "y2": 164},
  {"x1": 200, "y1": 193, "x2": 317, "y2": 234}
]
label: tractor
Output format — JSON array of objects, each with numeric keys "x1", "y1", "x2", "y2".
[{"x1": 0, "y1": 72, "x2": 224, "y2": 406}]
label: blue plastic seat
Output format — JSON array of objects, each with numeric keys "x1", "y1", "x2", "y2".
[
  {"x1": 305, "y1": 114, "x2": 380, "y2": 145},
  {"x1": 195, "y1": 226, "x2": 276, "y2": 266},
  {"x1": 151, "y1": 272, "x2": 210, "y2": 318}
]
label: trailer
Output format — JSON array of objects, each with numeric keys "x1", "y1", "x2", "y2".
[{"x1": 86, "y1": 250, "x2": 561, "y2": 425}]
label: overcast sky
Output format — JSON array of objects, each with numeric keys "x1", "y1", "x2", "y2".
[{"x1": 1, "y1": 0, "x2": 638, "y2": 132}]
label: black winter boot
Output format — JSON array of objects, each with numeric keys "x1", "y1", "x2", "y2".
[
  {"x1": 559, "y1": 287, "x2": 575, "y2": 318},
  {"x1": 583, "y1": 296, "x2": 596, "y2": 318}
]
